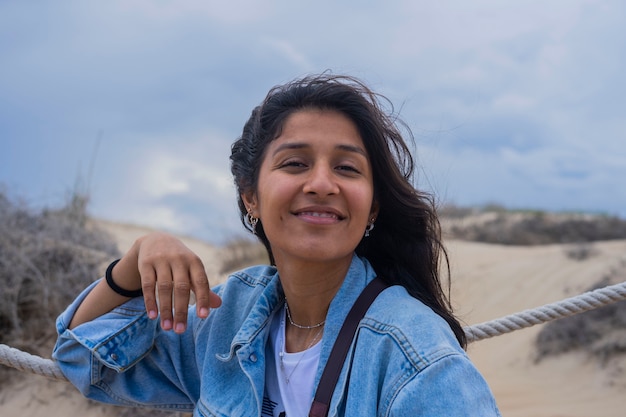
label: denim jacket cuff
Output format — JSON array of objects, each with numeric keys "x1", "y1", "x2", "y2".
[{"x1": 55, "y1": 278, "x2": 157, "y2": 372}]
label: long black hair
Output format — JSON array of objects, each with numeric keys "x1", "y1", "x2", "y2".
[{"x1": 230, "y1": 74, "x2": 466, "y2": 348}]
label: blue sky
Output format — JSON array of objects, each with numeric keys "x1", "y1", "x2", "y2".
[{"x1": 2, "y1": 1, "x2": 625, "y2": 244}]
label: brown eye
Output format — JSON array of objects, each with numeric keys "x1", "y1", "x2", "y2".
[{"x1": 280, "y1": 160, "x2": 307, "y2": 169}]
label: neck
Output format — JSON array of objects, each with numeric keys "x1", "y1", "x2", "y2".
[
  {"x1": 274, "y1": 255, "x2": 352, "y2": 353},
  {"x1": 276, "y1": 257, "x2": 350, "y2": 328}
]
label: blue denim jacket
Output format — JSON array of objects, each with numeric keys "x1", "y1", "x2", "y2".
[{"x1": 53, "y1": 255, "x2": 501, "y2": 416}]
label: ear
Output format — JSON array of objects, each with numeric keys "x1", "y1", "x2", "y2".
[
  {"x1": 369, "y1": 200, "x2": 380, "y2": 221},
  {"x1": 241, "y1": 191, "x2": 259, "y2": 216}
]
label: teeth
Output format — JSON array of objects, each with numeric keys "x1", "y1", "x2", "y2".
[{"x1": 302, "y1": 212, "x2": 337, "y2": 218}]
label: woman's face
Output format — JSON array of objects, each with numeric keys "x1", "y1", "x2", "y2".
[{"x1": 244, "y1": 109, "x2": 378, "y2": 266}]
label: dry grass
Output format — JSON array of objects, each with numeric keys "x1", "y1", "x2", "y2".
[
  {"x1": 0, "y1": 190, "x2": 119, "y2": 386},
  {"x1": 0, "y1": 190, "x2": 194, "y2": 416},
  {"x1": 217, "y1": 237, "x2": 269, "y2": 275},
  {"x1": 440, "y1": 204, "x2": 626, "y2": 245},
  {"x1": 535, "y1": 262, "x2": 626, "y2": 366}
]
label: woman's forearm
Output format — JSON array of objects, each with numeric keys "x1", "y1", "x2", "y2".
[{"x1": 69, "y1": 242, "x2": 143, "y2": 329}]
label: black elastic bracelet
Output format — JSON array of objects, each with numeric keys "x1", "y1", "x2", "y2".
[{"x1": 105, "y1": 259, "x2": 143, "y2": 298}]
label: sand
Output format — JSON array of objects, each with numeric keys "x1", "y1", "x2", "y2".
[
  {"x1": 450, "y1": 240, "x2": 626, "y2": 416},
  {"x1": 1, "y1": 221, "x2": 625, "y2": 416}
]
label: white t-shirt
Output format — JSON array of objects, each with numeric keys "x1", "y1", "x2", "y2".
[{"x1": 261, "y1": 305, "x2": 322, "y2": 417}]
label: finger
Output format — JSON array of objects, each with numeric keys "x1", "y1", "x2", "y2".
[
  {"x1": 208, "y1": 291, "x2": 223, "y2": 309},
  {"x1": 139, "y1": 263, "x2": 159, "y2": 320},
  {"x1": 155, "y1": 265, "x2": 175, "y2": 331},
  {"x1": 172, "y1": 262, "x2": 191, "y2": 333},
  {"x1": 189, "y1": 262, "x2": 222, "y2": 318}
]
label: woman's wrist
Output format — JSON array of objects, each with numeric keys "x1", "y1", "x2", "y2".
[
  {"x1": 107, "y1": 246, "x2": 143, "y2": 296},
  {"x1": 105, "y1": 259, "x2": 143, "y2": 297}
]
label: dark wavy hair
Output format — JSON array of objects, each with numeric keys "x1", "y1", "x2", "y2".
[{"x1": 230, "y1": 74, "x2": 466, "y2": 348}]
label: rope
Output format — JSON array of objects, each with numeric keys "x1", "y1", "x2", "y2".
[
  {"x1": 464, "y1": 280, "x2": 626, "y2": 343},
  {"x1": 0, "y1": 343, "x2": 66, "y2": 381},
  {"x1": 2, "y1": 280, "x2": 626, "y2": 381}
]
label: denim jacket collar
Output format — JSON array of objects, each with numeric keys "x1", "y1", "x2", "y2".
[
  {"x1": 225, "y1": 274, "x2": 284, "y2": 361},
  {"x1": 220, "y1": 253, "x2": 375, "y2": 384}
]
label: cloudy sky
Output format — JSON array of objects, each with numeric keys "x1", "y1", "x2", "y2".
[{"x1": 2, "y1": 1, "x2": 625, "y2": 244}]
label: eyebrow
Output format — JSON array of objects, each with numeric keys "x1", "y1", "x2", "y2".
[{"x1": 272, "y1": 142, "x2": 368, "y2": 157}]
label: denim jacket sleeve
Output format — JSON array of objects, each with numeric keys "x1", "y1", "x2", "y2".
[
  {"x1": 52, "y1": 279, "x2": 200, "y2": 411},
  {"x1": 389, "y1": 353, "x2": 502, "y2": 416}
]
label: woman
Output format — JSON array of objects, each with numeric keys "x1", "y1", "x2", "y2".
[{"x1": 54, "y1": 74, "x2": 501, "y2": 416}]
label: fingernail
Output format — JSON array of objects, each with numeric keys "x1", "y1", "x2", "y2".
[
  {"x1": 199, "y1": 307, "x2": 209, "y2": 317},
  {"x1": 148, "y1": 310, "x2": 158, "y2": 319},
  {"x1": 175, "y1": 323, "x2": 185, "y2": 333},
  {"x1": 163, "y1": 319, "x2": 172, "y2": 330}
]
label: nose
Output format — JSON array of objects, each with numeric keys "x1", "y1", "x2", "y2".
[{"x1": 302, "y1": 163, "x2": 339, "y2": 196}]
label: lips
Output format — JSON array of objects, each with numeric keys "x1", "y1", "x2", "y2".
[
  {"x1": 293, "y1": 206, "x2": 345, "y2": 221},
  {"x1": 300, "y1": 211, "x2": 338, "y2": 219}
]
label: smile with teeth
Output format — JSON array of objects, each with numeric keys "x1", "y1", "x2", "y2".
[
  {"x1": 301, "y1": 212, "x2": 338, "y2": 218},
  {"x1": 296, "y1": 211, "x2": 344, "y2": 223}
]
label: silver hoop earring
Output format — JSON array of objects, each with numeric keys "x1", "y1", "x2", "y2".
[
  {"x1": 364, "y1": 221, "x2": 375, "y2": 237},
  {"x1": 246, "y1": 211, "x2": 258, "y2": 235}
]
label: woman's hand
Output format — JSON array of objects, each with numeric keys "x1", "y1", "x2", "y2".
[
  {"x1": 69, "y1": 232, "x2": 221, "y2": 332},
  {"x1": 131, "y1": 232, "x2": 222, "y2": 333}
]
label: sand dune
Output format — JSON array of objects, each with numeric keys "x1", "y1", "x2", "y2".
[
  {"x1": 450, "y1": 239, "x2": 626, "y2": 416},
  {"x1": 1, "y1": 221, "x2": 625, "y2": 416}
]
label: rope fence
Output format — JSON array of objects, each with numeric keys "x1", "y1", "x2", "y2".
[
  {"x1": 2, "y1": 280, "x2": 626, "y2": 382},
  {"x1": 464, "y1": 280, "x2": 626, "y2": 343}
]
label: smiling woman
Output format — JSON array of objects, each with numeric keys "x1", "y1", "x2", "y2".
[{"x1": 52, "y1": 74, "x2": 501, "y2": 416}]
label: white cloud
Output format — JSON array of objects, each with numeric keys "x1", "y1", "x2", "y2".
[
  {"x1": 139, "y1": 153, "x2": 192, "y2": 197},
  {"x1": 261, "y1": 37, "x2": 314, "y2": 71},
  {"x1": 137, "y1": 149, "x2": 233, "y2": 200},
  {"x1": 87, "y1": 128, "x2": 243, "y2": 241},
  {"x1": 2, "y1": 0, "x2": 626, "y2": 243}
]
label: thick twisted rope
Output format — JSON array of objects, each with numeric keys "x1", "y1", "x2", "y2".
[
  {"x1": 0, "y1": 343, "x2": 66, "y2": 381},
  {"x1": 464, "y1": 280, "x2": 626, "y2": 343},
  {"x1": 2, "y1": 280, "x2": 626, "y2": 381}
]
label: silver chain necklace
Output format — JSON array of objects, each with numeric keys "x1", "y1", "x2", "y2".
[
  {"x1": 279, "y1": 306, "x2": 323, "y2": 385},
  {"x1": 285, "y1": 301, "x2": 326, "y2": 329}
]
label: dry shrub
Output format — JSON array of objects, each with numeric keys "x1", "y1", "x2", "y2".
[
  {"x1": 218, "y1": 237, "x2": 269, "y2": 275},
  {"x1": 535, "y1": 277, "x2": 626, "y2": 365},
  {"x1": 564, "y1": 242, "x2": 598, "y2": 261},
  {"x1": 0, "y1": 189, "x2": 119, "y2": 385},
  {"x1": 441, "y1": 205, "x2": 626, "y2": 245}
]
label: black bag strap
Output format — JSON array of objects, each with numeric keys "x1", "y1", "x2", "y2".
[{"x1": 309, "y1": 277, "x2": 389, "y2": 417}]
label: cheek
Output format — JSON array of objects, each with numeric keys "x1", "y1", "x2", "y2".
[
  {"x1": 354, "y1": 188, "x2": 376, "y2": 215},
  {"x1": 256, "y1": 177, "x2": 292, "y2": 217}
]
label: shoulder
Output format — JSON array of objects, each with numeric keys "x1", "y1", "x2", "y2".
[
  {"x1": 214, "y1": 264, "x2": 278, "y2": 296},
  {"x1": 361, "y1": 284, "x2": 465, "y2": 368},
  {"x1": 205, "y1": 264, "x2": 280, "y2": 327},
  {"x1": 209, "y1": 263, "x2": 284, "y2": 317},
  {"x1": 192, "y1": 264, "x2": 281, "y2": 348},
  {"x1": 352, "y1": 285, "x2": 501, "y2": 414},
  {"x1": 390, "y1": 353, "x2": 502, "y2": 416}
]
